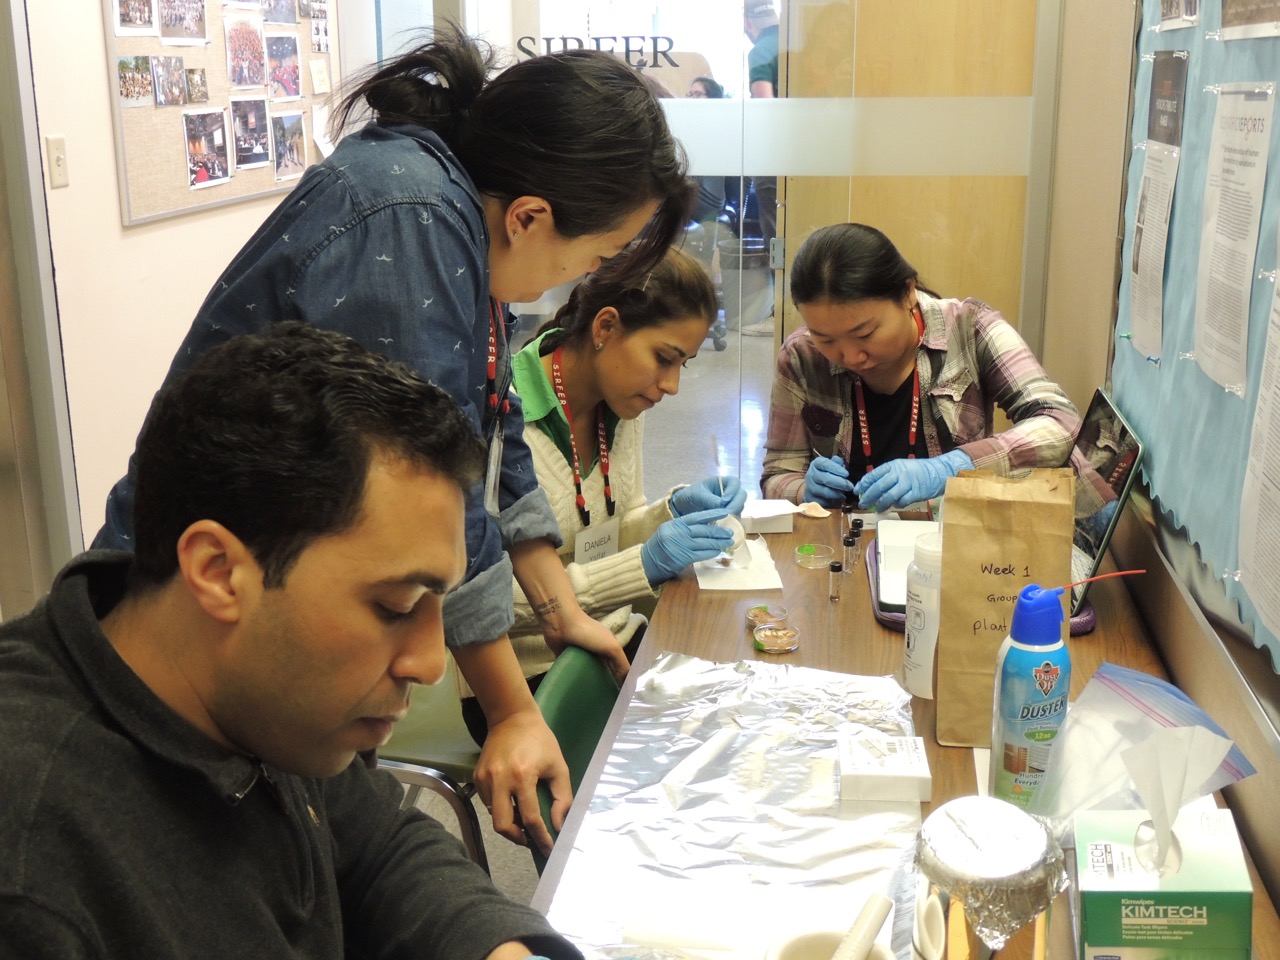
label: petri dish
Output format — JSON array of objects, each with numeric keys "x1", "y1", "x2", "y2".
[
  {"x1": 794, "y1": 543, "x2": 835, "y2": 569},
  {"x1": 745, "y1": 602, "x2": 788, "y2": 629},
  {"x1": 753, "y1": 623, "x2": 800, "y2": 654}
]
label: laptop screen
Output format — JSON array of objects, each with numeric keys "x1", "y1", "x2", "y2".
[{"x1": 1068, "y1": 388, "x2": 1144, "y2": 615}]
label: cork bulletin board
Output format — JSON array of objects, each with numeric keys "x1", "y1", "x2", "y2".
[{"x1": 102, "y1": 0, "x2": 341, "y2": 225}]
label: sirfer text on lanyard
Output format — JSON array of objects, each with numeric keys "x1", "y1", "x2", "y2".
[
  {"x1": 551, "y1": 345, "x2": 616, "y2": 528},
  {"x1": 852, "y1": 305, "x2": 925, "y2": 473}
]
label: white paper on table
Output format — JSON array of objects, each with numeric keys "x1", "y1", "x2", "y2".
[
  {"x1": 694, "y1": 535, "x2": 784, "y2": 591},
  {"x1": 1239, "y1": 277, "x2": 1280, "y2": 640},
  {"x1": 1194, "y1": 81, "x2": 1274, "y2": 389},
  {"x1": 1130, "y1": 141, "x2": 1181, "y2": 358}
]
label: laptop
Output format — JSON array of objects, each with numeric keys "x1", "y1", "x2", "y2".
[
  {"x1": 874, "y1": 518, "x2": 941, "y2": 613},
  {"x1": 871, "y1": 388, "x2": 1143, "y2": 618},
  {"x1": 1066, "y1": 388, "x2": 1144, "y2": 616}
]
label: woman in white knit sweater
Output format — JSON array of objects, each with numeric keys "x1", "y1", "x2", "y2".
[{"x1": 460, "y1": 247, "x2": 747, "y2": 741}]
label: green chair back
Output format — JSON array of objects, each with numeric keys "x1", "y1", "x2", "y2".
[
  {"x1": 530, "y1": 646, "x2": 621, "y2": 870},
  {"x1": 378, "y1": 663, "x2": 489, "y2": 870},
  {"x1": 379, "y1": 664, "x2": 480, "y2": 783}
]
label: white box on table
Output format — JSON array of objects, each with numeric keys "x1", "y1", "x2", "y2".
[
  {"x1": 741, "y1": 500, "x2": 795, "y2": 534},
  {"x1": 837, "y1": 732, "x2": 931, "y2": 802}
]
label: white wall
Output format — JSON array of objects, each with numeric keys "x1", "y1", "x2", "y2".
[
  {"x1": 28, "y1": 2, "x2": 285, "y2": 546},
  {"x1": 1041, "y1": 0, "x2": 1136, "y2": 412}
]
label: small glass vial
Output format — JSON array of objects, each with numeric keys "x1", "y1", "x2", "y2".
[
  {"x1": 850, "y1": 516, "x2": 865, "y2": 539},
  {"x1": 840, "y1": 501, "x2": 855, "y2": 532},
  {"x1": 842, "y1": 531, "x2": 857, "y2": 570},
  {"x1": 828, "y1": 560, "x2": 843, "y2": 601}
]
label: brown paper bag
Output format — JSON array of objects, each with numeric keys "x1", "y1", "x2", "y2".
[{"x1": 935, "y1": 468, "x2": 1074, "y2": 747}]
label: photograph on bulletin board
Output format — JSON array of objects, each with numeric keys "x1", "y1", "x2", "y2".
[
  {"x1": 225, "y1": 14, "x2": 268, "y2": 88},
  {"x1": 114, "y1": 0, "x2": 157, "y2": 36},
  {"x1": 311, "y1": 16, "x2": 330, "y2": 54},
  {"x1": 185, "y1": 67, "x2": 209, "y2": 103},
  {"x1": 150, "y1": 55, "x2": 187, "y2": 106},
  {"x1": 183, "y1": 108, "x2": 231, "y2": 189},
  {"x1": 231, "y1": 97, "x2": 271, "y2": 169},
  {"x1": 271, "y1": 111, "x2": 307, "y2": 182},
  {"x1": 117, "y1": 56, "x2": 154, "y2": 108},
  {"x1": 263, "y1": 0, "x2": 299, "y2": 25},
  {"x1": 267, "y1": 32, "x2": 303, "y2": 101},
  {"x1": 158, "y1": 0, "x2": 206, "y2": 44}
]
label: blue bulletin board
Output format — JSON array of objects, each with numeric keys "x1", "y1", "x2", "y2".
[{"x1": 1113, "y1": 0, "x2": 1280, "y2": 671}]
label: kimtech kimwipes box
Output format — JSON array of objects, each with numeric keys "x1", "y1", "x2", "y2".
[{"x1": 1074, "y1": 805, "x2": 1252, "y2": 960}]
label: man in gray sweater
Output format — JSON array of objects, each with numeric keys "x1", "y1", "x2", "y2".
[{"x1": 0, "y1": 323, "x2": 580, "y2": 960}]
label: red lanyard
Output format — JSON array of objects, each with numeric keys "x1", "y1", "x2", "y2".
[
  {"x1": 486, "y1": 299, "x2": 512, "y2": 415},
  {"x1": 852, "y1": 306, "x2": 926, "y2": 474},
  {"x1": 551, "y1": 346, "x2": 615, "y2": 528}
]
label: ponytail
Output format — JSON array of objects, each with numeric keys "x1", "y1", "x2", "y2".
[{"x1": 333, "y1": 25, "x2": 692, "y2": 286}]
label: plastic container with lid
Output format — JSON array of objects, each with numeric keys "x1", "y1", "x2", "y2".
[
  {"x1": 901, "y1": 532, "x2": 943, "y2": 698},
  {"x1": 988, "y1": 584, "x2": 1070, "y2": 809}
]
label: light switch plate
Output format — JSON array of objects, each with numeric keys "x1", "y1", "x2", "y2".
[{"x1": 45, "y1": 135, "x2": 69, "y2": 189}]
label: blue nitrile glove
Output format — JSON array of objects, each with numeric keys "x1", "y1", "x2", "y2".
[
  {"x1": 854, "y1": 449, "x2": 974, "y2": 511},
  {"x1": 803, "y1": 455, "x2": 855, "y2": 506},
  {"x1": 641, "y1": 507, "x2": 734, "y2": 584},
  {"x1": 670, "y1": 475, "x2": 748, "y2": 517}
]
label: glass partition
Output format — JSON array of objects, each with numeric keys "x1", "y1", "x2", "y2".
[{"x1": 354, "y1": 0, "x2": 1056, "y2": 500}]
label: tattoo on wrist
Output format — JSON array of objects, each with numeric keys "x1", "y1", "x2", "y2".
[{"x1": 534, "y1": 597, "x2": 563, "y2": 619}]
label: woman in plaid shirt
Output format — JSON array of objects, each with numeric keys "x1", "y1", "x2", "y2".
[{"x1": 762, "y1": 223, "x2": 1078, "y2": 509}]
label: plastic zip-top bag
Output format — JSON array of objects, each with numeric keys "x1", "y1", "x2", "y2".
[{"x1": 1029, "y1": 662, "x2": 1255, "y2": 822}]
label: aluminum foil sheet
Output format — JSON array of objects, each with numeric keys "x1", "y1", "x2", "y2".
[
  {"x1": 546, "y1": 652, "x2": 923, "y2": 960},
  {"x1": 914, "y1": 795, "x2": 1068, "y2": 950}
]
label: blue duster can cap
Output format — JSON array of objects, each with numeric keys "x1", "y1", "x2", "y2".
[{"x1": 1009, "y1": 584, "x2": 1065, "y2": 647}]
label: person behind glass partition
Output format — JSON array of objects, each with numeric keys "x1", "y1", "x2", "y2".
[
  {"x1": 89, "y1": 22, "x2": 696, "y2": 855},
  {"x1": 762, "y1": 223, "x2": 1079, "y2": 509},
  {"x1": 688, "y1": 75, "x2": 724, "y2": 99},
  {"x1": 739, "y1": 0, "x2": 781, "y2": 338}
]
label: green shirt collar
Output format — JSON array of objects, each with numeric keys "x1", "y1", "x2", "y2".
[{"x1": 512, "y1": 328, "x2": 620, "y2": 469}]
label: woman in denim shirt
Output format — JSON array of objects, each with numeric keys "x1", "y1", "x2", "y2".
[{"x1": 92, "y1": 25, "x2": 692, "y2": 855}]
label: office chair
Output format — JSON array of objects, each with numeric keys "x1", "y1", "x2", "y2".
[
  {"x1": 528, "y1": 645, "x2": 622, "y2": 874},
  {"x1": 377, "y1": 664, "x2": 489, "y2": 873}
]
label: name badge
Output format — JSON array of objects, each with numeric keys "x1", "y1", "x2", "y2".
[{"x1": 574, "y1": 516, "x2": 620, "y2": 564}]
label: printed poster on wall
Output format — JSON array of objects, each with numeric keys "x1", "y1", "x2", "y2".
[
  {"x1": 1194, "y1": 82, "x2": 1274, "y2": 390},
  {"x1": 1222, "y1": 0, "x2": 1280, "y2": 39},
  {"x1": 1238, "y1": 277, "x2": 1280, "y2": 641},
  {"x1": 1131, "y1": 50, "x2": 1188, "y2": 358}
]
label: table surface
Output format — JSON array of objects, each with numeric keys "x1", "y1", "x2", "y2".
[{"x1": 533, "y1": 510, "x2": 1280, "y2": 958}]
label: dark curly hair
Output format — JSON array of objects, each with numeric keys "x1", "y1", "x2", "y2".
[
  {"x1": 534, "y1": 246, "x2": 718, "y2": 352},
  {"x1": 130, "y1": 322, "x2": 485, "y2": 589}
]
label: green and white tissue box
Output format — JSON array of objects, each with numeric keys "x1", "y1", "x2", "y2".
[{"x1": 1074, "y1": 804, "x2": 1251, "y2": 960}]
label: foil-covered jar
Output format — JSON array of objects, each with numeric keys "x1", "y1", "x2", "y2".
[{"x1": 915, "y1": 795, "x2": 1067, "y2": 949}]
